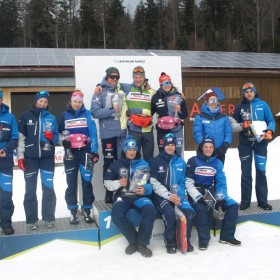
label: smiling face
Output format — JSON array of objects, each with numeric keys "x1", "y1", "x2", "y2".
[
  {"x1": 161, "y1": 81, "x2": 172, "y2": 92},
  {"x1": 133, "y1": 75, "x2": 145, "y2": 87},
  {"x1": 202, "y1": 143, "x2": 214, "y2": 157},
  {"x1": 125, "y1": 149, "x2": 137, "y2": 160},
  {"x1": 164, "y1": 144, "x2": 176, "y2": 155},
  {"x1": 207, "y1": 96, "x2": 219, "y2": 109},
  {"x1": 244, "y1": 89, "x2": 256, "y2": 101},
  {"x1": 107, "y1": 74, "x2": 120, "y2": 86},
  {"x1": 71, "y1": 99, "x2": 83, "y2": 110},
  {"x1": 36, "y1": 98, "x2": 48, "y2": 109}
]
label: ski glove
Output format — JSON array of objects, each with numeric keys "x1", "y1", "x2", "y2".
[
  {"x1": 197, "y1": 197, "x2": 208, "y2": 206},
  {"x1": 91, "y1": 152, "x2": 99, "y2": 163},
  {"x1": 216, "y1": 142, "x2": 230, "y2": 157},
  {"x1": 44, "y1": 131, "x2": 54, "y2": 141},
  {"x1": 215, "y1": 199, "x2": 226, "y2": 210},
  {"x1": 62, "y1": 140, "x2": 71, "y2": 149},
  {"x1": 18, "y1": 158, "x2": 27, "y2": 171},
  {"x1": 264, "y1": 130, "x2": 272, "y2": 140}
]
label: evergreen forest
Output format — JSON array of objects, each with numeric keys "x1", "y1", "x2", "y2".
[{"x1": 1, "y1": 0, "x2": 280, "y2": 52}]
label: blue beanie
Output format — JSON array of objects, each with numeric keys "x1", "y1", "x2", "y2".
[
  {"x1": 123, "y1": 135, "x2": 138, "y2": 152},
  {"x1": 0, "y1": 91, "x2": 3, "y2": 99},
  {"x1": 35, "y1": 90, "x2": 50, "y2": 101},
  {"x1": 199, "y1": 135, "x2": 215, "y2": 151},
  {"x1": 242, "y1": 82, "x2": 257, "y2": 95},
  {"x1": 162, "y1": 133, "x2": 177, "y2": 147}
]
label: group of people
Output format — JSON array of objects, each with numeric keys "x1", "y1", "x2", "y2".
[{"x1": 0, "y1": 66, "x2": 275, "y2": 259}]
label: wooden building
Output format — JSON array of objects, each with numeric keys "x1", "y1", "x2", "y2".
[{"x1": 0, "y1": 48, "x2": 279, "y2": 150}]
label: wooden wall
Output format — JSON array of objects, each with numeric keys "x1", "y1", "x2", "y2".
[{"x1": 182, "y1": 72, "x2": 280, "y2": 150}]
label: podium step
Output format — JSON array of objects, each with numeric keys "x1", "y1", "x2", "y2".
[{"x1": 0, "y1": 217, "x2": 99, "y2": 260}]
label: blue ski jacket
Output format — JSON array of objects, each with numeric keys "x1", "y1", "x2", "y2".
[
  {"x1": 17, "y1": 106, "x2": 58, "y2": 159},
  {"x1": 0, "y1": 103, "x2": 18, "y2": 167},
  {"x1": 193, "y1": 103, "x2": 232, "y2": 149}
]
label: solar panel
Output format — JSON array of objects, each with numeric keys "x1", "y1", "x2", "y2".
[{"x1": 0, "y1": 48, "x2": 279, "y2": 69}]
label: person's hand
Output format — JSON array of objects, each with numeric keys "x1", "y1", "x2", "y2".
[
  {"x1": 0, "y1": 149, "x2": 6, "y2": 157},
  {"x1": 119, "y1": 178, "x2": 128, "y2": 187},
  {"x1": 264, "y1": 130, "x2": 272, "y2": 140},
  {"x1": 113, "y1": 103, "x2": 121, "y2": 113},
  {"x1": 91, "y1": 152, "x2": 99, "y2": 163},
  {"x1": 215, "y1": 199, "x2": 226, "y2": 210},
  {"x1": 44, "y1": 131, "x2": 54, "y2": 141},
  {"x1": 179, "y1": 92, "x2": 186, "y2": 100},
  {"x1": 174, "y1": 105, "x2": 181, "y2": 113},
  {"x1": 170, "y1": 193, "x2": 181, "y2": 206},
  {"x1": 18, "y1": 158, "x2": 27, "y2": 171},
  {"x1": 242, "y1": 120, "x2": 251, "y2": 129},
  {"x1": 135, "y1": 186, "x2": 145, "y2": 195},
  {"x1": 62, "y1": 140, "x2": 71, "y2": 149},
  {"x1": 197, "y1": 197, "x2": 207, "y2": 206},
  {"x1": 216, "y1": 142, "x2": 230, "y2": 157},
  {"x1": 94, "y1": 86, "x2": 102, "y2": 95}
]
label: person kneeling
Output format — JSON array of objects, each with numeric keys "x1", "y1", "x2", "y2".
[
  {"x1": 104, "y1": 135, "x2": 156, "y2": 258},
  {"x1": 186, "y1": 135, "x2": 241, "y2": 250}
]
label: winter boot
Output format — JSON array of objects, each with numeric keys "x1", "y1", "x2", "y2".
[
  {"x1": 84, "y1": 209, "x2": 94, "y2": 223},
  {"x1": 70, "y1": 209, "x2": 79, "y2": 225}
]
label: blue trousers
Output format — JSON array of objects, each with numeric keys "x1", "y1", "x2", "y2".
[
  {"x1": 152, "y1": 194, "x2": 193, "y2": 248},
  {"x1": 24, "y1": 156, "x2": 56, "y2": 224},
  {"x1": 194, "y1": 202, "x2": 239, "y2": 245},
  {"x1": 238, "y1": 140, "x2": 268, "y2": 206},
  {"x1": 111, "y1": 196, "x2": 157, "y2": 245},
  {"x1": 0, "y1": 167, "x2": 14, "y2": 230},
  {"x1": 64, "y1": 149, "x2": 94, "y2": 210}
]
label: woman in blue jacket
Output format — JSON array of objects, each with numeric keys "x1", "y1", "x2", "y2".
[
  {"x1": 150, "y1": 133, "x2": 194, "y2": 254},
  {"x1": 17, "y1": 91, "x2": 58, "y2": 230},
  {"x1": 104, "y1": 135, "x2": 156, "y2": 258},
  {"x1": 231, "y1": 82, "x2": 275, "y2": 211},
  {"x1": 58, "y1": 91, "x2": 99, "y2": 225},
  {"x1": 0, "y1": 91, "x2": 18, "y2": 235},
  {"x1": 193, "y1": 90, "x2": 232, "y2": 164}
]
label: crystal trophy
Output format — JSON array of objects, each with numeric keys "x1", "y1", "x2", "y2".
[
  {"x1": 42, "y1": 122, "x2": 53, "y2": 151},
  {"x1": 61, "y1": 130, "x2": 75, "y2": 160},
  {"x1": 111, "y1": 93, "x2": 123, "y2": 120},
  {"x1": 170, "y1": 96, "x2": 182, "y2": 118},
  {"x1": 129, "y1": 167, "x2": 150, "y2": 192},
  {"x1": 214, "y1": 192, "x2": 225, "y2": 220},
  {"x1": 118, "y1": 167, "x2": 128, "y2": 194}
]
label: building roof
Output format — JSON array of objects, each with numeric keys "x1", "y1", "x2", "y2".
[{"x1": 0, "y1": 48, "x2": 279, "y2": 70}]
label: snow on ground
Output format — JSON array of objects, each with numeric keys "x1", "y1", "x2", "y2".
[{"x1": 1, "y1": 138, "x2": 280, "y2": 279}]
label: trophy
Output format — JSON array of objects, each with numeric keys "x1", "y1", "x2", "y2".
[
  {"x1": 118, "y1": 167, "x2": 128, "y2": 194},
  {"x1": 111, "y1": 93, "x2": 123, "y2": 120},
  {"x1": 170, "y1": 96, "x2": 182, "y2": 118},
  {"x1": 129, "y1": 167, "x2": 150, "y2": 192},
  {"x1": 214, "y1": 191, "x2": 225, "y2": 220},
  {"x1": 61, "y1": 130, "x2": 75, "y2": 160},
  {"x1": 170, "y1": 183, "x2": 179, "y2": 195},
  {"x1": 242, "y1": 111, "x2": 252, "y2": 136},
  {"x1": 42, "y1": 122, "x2": 53, "y2": 151}
]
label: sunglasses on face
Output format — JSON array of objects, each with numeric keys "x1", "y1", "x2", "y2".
[
  {"x1": 133, "y1": 67, "x2": 144, "y2": 73},
  {"x1": 161, "y1": 81, "x2": 172, "y2": 86},
  {"x1": 208, "y1": 98, "x2": 219, "y2": 104},
  {"x1": 108, "y1": 75, "x2": 120, "y2": 80},
  {"x1": 243, "y1": 83, "x2": 254, "y2": 90}
]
